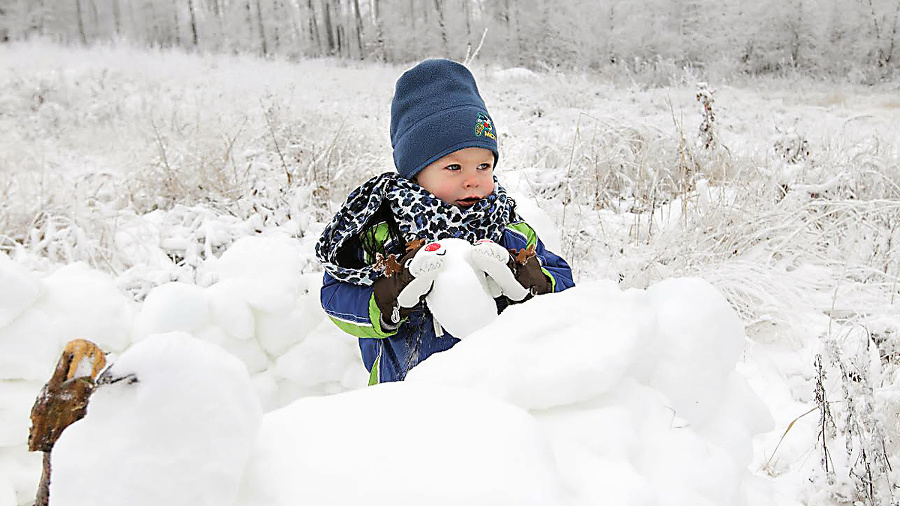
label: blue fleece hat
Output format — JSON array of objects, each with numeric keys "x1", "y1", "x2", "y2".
[{"x1": 390, "y1": 59, "x2": 499, "y2": 180}]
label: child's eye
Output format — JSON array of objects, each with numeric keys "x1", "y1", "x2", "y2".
[
  {"x1": 478, "y1": 163, "x2": 493, "y2": 171},
  {"x1": 444, "y1": 164, "x2": 461, "y2": 171}
]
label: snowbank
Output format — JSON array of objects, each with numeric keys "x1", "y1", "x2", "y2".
[
  {"x1": 0, "y1": 235, "x2": 364, "y2": 504},
  {"x1": 51, "y1": 332, "x2": 262, "y2": 506},
  {"x1": 2, "y1": 237, "x2": 772, "y2": 506},
  {"x1": 407, "y1": 278, "x2": 774, "y2": 506}
]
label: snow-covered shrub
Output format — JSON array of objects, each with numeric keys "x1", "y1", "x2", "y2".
[
  {"x1": 773, "y1": 127, "x2": 810, "y2": 164},
  {"x1": 696, "y1": 82, "x2": 716, "y2": 149},
  {"x1": 811, "y1": 330, "x2": 899, "y2": 506}
]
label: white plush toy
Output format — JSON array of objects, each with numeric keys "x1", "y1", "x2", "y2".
[{"x1": 399, "y1": 238, "x2": 533, "y2": 339}]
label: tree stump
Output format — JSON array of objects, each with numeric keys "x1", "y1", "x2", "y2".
[{"x1": 28, "y1": 339, "x2": 107, "y2": 506}]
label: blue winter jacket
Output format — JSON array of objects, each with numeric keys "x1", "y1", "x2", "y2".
[{"x1": 320, "y1": 218, "x2": 574, "y2": 384}]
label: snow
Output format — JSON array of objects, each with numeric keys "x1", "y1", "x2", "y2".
[
  {"x1": 408, "y1": 278, "x2": 772, "y2": 506},
  {"x1": 1, "y1": 42, "x2": 898, "y2": 506},
  {"x1": 0, "y1": 383, "x2": 40, "y2": 447},
  {"x1": 0, "y1": 474, "x2": 14, "y2": 506},
  {"x1": 36, "y1": 264, "x2": 136, "y2": 353},
  {"x1": 133, "y1": 282, "x2": 210, "y2": 338},
  {"x1": 44, "y1": 278, "x2": 770, "y2": 506},
  {"x1": 50, "y1": 332, "x2": 262, "y2": 506},
  {"x1": 243, "y1": 382, "x2": 569, "y2": 506},
  {"x1": 0, "y1": 253, "x2": 41, "y2": 329}
]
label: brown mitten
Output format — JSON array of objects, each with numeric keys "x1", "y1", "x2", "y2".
[
  {"x1": 511, "y1": 245, "x2": 553, "y2": 296},
  {"x1": 373, "y1": 240, "x2": 446, "y2": 326}
]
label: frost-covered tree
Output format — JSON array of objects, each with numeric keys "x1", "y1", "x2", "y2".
[{"x1": 1, "y1": 0, "x2": 897, "y2": 79}]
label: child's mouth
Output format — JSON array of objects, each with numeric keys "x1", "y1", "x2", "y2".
[{"x1": 456, "y1": 197, "x2": 481, "y2": 207}]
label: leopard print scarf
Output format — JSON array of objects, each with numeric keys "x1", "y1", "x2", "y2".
[{"x1": 316, "y1": 172, "x2": 517, "y2": 286}]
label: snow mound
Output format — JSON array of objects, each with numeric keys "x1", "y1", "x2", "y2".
[
  {"x1": 129, "y1": 235, "x2": 364, "y2": 408},
  {"x1": 36, "y1": 263, "x2": 135, "y2": 353},
  {"x1": 50, "y1": 333, "x2": 567, "y2": 506},
  {"x1": 408, "y1": 277, "x2": 774, "y2": 506},
  {"x1": 51, "y1": 332, "x2": 262, "y2": 506},
  {"x1": 242, "y1": 382, "x2": 569, "y2": 506}
]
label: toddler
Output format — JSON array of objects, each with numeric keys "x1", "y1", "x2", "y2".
[{"x1": 316, "y1": 59, "x2": 574, "y2": 384}]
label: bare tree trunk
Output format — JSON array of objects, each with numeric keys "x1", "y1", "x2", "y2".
[
  {"x1": 323, "y1": 0, "x2": 336, "y2": 54},
  {"x1": 886, "y1": 1, "x2": 900, "y2": 65},
  {"x1": 188, "y1": 0, "x2": 199, "y2": 46},
  {"x1": 88, "y1": 0, "x2": 100, "y2": 33},
  {"x1": 33, "y1": 0, "x2": 47, "y2": 36},
  {"x1": 433, "y1": 0, "x2": 448, "y2": 55},
  {"x1": 256, "y1": 0, "x2": 269, "y2": 55},
  {"x1": 272, "y1": 0, "x2": 283, "y2": 53},
  {"x1": 171, "y1": 0, "x2": 182, "y2": 46},
  {"x1": 75, "y1": 0, "x2": 88, "y2": 43},
  {"x1": 308, "y1": 0, "x2": 322, "y2": 54},
  {"x1": 112, "y1": 0, "x2": 121, "y2": 36},
  {"x1": 245, "y1": 0, "x2": 255, "y2": 50},
  {"x1": 463, "y1": 0, "x2": 471, "y2": 44},
  {"x1": 371, "y1": 0, "x2": 386, "y2": 60},
  {"x1": 352, "y1": 0, "x2": 364, "y2": 58},
  {"x1": 126, "y1": 0, "x2": 137, "y2": 43},
  {"x1": 409, "y1": 0, "x2": 415, "y2": 49}
]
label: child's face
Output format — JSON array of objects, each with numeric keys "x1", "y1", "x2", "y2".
[{"x1": 414, "y1": 147, "x2": 495, "y2": 208}]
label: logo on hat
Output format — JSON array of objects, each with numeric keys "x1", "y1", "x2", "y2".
[{"x1": 475, "y1": 113, "x2": 496, "y2": 140}]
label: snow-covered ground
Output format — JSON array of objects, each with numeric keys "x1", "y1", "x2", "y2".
[{"x1": 1, "y1": 41, "x2": 899, "y2": 506}]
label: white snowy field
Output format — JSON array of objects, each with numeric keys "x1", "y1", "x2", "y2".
[{"x1": 1, "y1": 40, "x2": 899, "y2": 506}]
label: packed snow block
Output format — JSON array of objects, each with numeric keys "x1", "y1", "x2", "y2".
[
  {"x1": 645, "y1": 277, "x2": 747, "y2": 425},
  {"x1": 271, "y1": 321, "x2": 365, "y2": 392},
  {"x1": 0, "y1": 307, "x2": 61, "y2": 381},
  {"x1": 0, "y1": 253, "x2": 41, "y2": 329},
  {"x1": 268, "y1": 325, "x2": 367, "y2": 407},
  {"x1": 51, "y1": 332, "x2": 262, "y2": 506},
  {"x1": 206, "y1": 280, "x2": 255, "y2": 341},
  {"x1": 0, "y1": 381, "x2": 42, "y2": 446},
  {"x1": 35, "y1": 263, "x2": 135, "y2": 353},
  {"x1": 408, "y1": 280, "x2": 657, "y2": 410},
  {"x1": 548, "y1": 446, "x2": 653, "y2": 506},
  {"x1": 255, "y1": 307, "x2": 312, "y2": 358},
  {"x1": 207, "y1": 234, "x2": 305, "y2": 314},
  {"x1": 132, "y1": 282, "x2": 210, "y2": 340},
  {"x1": 241, "y1": 382, "x2": 570, "y2": 506},
  {"x1": 637, "y1": 420, "x2": 741, "y2": 506},
  {"x1": 255, "y1": 274, "x2": 325, "y2": 357},
  {"x1": 251, "y1": 370, "x2": 280, "y2": 411},
  {"x1": 195, "y1": 327, "x2": 270, "y2": 375},
  {"x1": 693, "y1": 372, "x2": 774, "y2": 468},
  {"x1": 406, "y1": 277, "x2": 772, "y2": 506}
]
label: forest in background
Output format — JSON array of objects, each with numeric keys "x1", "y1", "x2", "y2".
[{"x1": 1, "y1": 0, "x2": 899, "y2": 83}]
